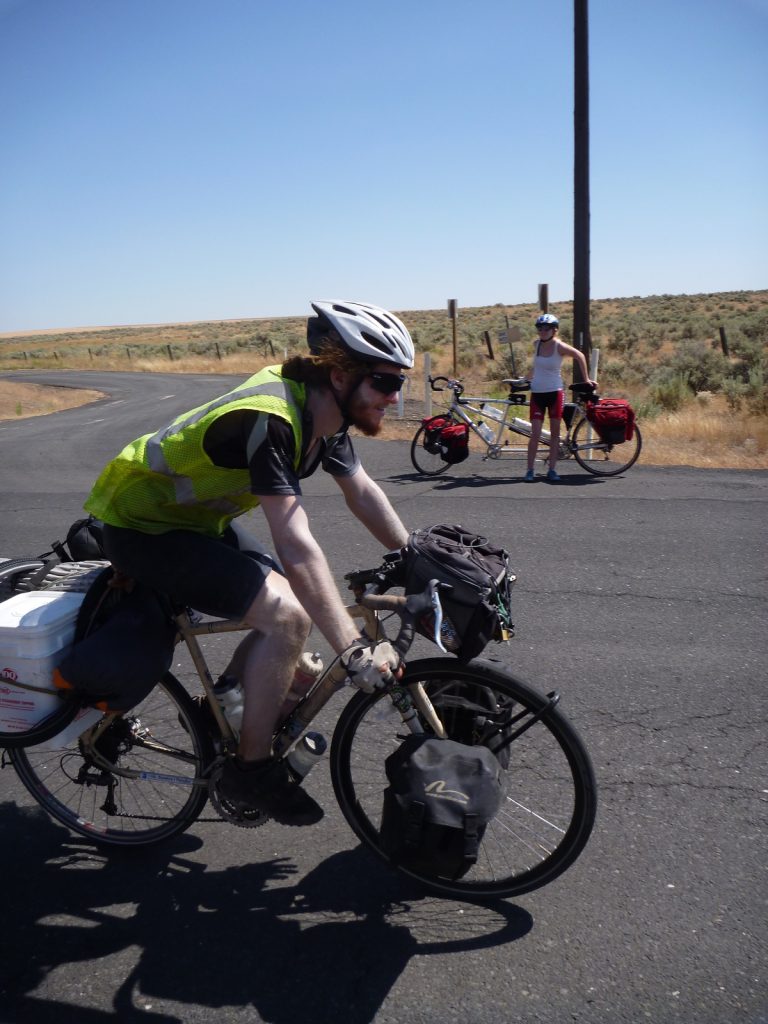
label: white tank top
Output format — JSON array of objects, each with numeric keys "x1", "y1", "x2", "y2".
[{"x1": 530, "y1": 341, "x2": 564, "y2": 391}]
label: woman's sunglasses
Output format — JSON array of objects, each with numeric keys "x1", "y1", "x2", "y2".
[{"x1": 367, "y1": 371, "x2": 406, "y2": 394}]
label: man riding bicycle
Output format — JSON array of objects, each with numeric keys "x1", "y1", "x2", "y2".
[{"x1": 83, "y1": 300, "x2": 413, "y2": 826}]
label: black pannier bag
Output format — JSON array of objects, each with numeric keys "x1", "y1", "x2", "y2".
[
  {"x1": 53, "y1": 567, "x2": 176, "y2": 713},
  {"x1": 562, "y1": 402, "x2": 579, "y2": 429},
  {"x1": 65, "y1": 515, "x2": 107, "y2": 561},
  {"x1": 380, "y1": 735, "x2": 503, "y2": 880},
  {"x1": 403, "y1": 524, "x2": 513, "y2": 661}
]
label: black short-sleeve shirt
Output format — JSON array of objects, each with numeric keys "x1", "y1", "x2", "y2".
[{"x1": 202, "y1": 407, "x2": 359, "y2": 497}]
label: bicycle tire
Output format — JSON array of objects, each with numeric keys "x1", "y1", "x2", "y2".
[
  {"x1": 330, "y1": 657, "x2": 597, "y2": 901},
  {"x1": 571, "y1": 416, "x2": 642, "y2": 476},
  {"x1": 10, "y1": 672, "x2": 213, "y2": 846},
  {"x1": 0, "y1": 698, "x2": 78, "y2": 749},
  {"x1": 409, "y1": 423, "x2": 452, "y2": 476}
]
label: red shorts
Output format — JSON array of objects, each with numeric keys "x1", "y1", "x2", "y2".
[{"x1": 530, "y1": 390, "x2": 565, "y2": 422}]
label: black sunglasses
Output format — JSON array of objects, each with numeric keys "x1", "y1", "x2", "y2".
[
  {"x1": 537, "y1": 324, "x2": 555, "y2": 331},
  {"x1": 367, "y1": 371, "x2": 406, "y2": 394}
]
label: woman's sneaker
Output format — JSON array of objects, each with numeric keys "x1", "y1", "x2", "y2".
[
  {"x1": 546, "y1": 469, "x2": 561, "y2": 482},
  {"x1": 524, "y1": 468, "x2": 535, "y2": 482},
  {"x1": 217, "y1": 755, "x2": 324, "y2": 826}
]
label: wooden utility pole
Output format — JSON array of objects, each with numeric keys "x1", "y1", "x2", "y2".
[
  {"x1": 447, "y1": 299, "x2": 458, "y2": 374},
  {"x1": 573, "y1": 0, "x2": 591, "y2": 382}
]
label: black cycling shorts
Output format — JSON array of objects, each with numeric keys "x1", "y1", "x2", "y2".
[{"x1": 102, "y1": 520, "x2": 284, "y2": 620}]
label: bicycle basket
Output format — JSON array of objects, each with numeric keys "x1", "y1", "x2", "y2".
[{"x1": 403, "y1": 524, "x2": 514, "y2": 661}]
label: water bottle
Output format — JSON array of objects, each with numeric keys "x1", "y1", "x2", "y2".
[
  {"x1": 481, "y1": 403, "x2": 504, "y2": 423},
  {"x1": 477, "y1": 421, "x2": 494, "y2": 443},
  {"x1": 286, "y1": 731, "x2": 327, "y2": 780},
  {"x1": 214, "y1": 673, "x2": 244, "y2": 737},
  {"x1": 278, "y1": 651, "x2": 324, "y2": 720}
]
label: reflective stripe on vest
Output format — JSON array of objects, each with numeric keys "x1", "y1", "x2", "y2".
[{"x1": 143, "y1": 378, "x2": 300, "y2": 502}]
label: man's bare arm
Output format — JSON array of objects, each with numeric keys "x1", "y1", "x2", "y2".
[
  {"x1": 258, "y1": 493, "x2": 361, "y2": 654},
  {"x1": 334, "y1": 465, "x2": 409, "y2": 551}
]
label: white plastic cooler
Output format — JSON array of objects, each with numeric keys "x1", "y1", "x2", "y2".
[{"x1": 0, "y1": 590, "x2": 84, "y2": 732}]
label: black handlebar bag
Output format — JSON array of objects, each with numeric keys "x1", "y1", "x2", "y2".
[{"x1": 403, "y1": 524, "x2": 513, "y2": 661}]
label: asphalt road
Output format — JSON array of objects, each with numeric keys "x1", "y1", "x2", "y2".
[{"x1": 0, "y1": 370, "x2": 765, "y2": 1024}]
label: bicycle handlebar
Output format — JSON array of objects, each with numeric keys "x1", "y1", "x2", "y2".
[
  {"x1": 346, "y1": 561, "x2": 452, "y2": 656},
  {"x1": 428, "y1": 375, "x2": 464, "y2": 396}
]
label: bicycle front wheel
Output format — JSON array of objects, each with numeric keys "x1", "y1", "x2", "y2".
[
  {"x1": 571, "y1": 416, "x2": 642, "y2": 476},
  {"x1": 409, "y1": 424, "x2": 452, "y2": 476},
  {"x1": 10, "y1": 673, "x2": 213, "y2": 846},
  {"x1": 330, "y1": 658, "x2": 597, "y2": 901}
]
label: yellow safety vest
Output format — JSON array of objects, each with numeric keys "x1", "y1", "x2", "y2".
[{"x1": 84, "y1": 366, "x2": 305, "y2": 536}]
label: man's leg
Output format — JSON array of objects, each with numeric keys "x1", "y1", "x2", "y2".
[{"x1": 235, "y1": 571, "x2": 311, "y2": 761}]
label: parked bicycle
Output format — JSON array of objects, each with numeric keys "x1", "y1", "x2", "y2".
[
  {"x1": 0, "y1": 538, "x2": 596, "y2": 902},
  {"x1": 410, "y1": 376, "x2": 642, "y2": 478}
]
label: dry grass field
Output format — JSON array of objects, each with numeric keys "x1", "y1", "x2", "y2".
[
  {"x1": 3, "y1": 358, "x2": 766, "y2": 470},
  {"x1": 2, "y1": 289, "x2": 766, "y2": 469}
]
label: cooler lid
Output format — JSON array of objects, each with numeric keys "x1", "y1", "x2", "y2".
[{"x1": 0, "y1": 590, "x2": 84, "y2": 636}]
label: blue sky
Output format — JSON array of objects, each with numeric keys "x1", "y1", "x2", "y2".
[{"x1": 1, "y1": 0, "x2": 766, "y2": 333}]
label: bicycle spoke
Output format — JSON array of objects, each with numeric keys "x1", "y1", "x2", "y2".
[
  {"x1": 11, "y1": 674, "x2": 213, "y2": 846},
  {"x1": 331, "y1": 658, "x2": 596, "y2": 899}
]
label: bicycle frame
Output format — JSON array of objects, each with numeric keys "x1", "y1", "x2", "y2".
[
  {"x1": 80, "y1": 594, "x2": 447, "y2": 783},
  {"x1": 422, "y1": 377, "x2": 639, "y2": 473},
  {"x1": 439, "y1": 385, "x2": 559, "y2": 461}
]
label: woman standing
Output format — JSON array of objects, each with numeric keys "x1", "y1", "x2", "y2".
[{"x1": 525, "y1": 314, "x2": 596, "y2": 482}]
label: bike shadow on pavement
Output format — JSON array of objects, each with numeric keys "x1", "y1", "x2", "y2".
[
  {"x1": 0, "y1": 800, "x2": 533, "y2": 1024},
  {"x1": 393, "y1": 470, "x2": 605, "y2": 489}
]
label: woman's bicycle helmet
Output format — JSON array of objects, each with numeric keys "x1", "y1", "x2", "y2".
[
  {"x1": 535, "y1": 313, "x2": 559, "y2": 328},
  {"x1": 308, "y1": 300, "x2": 415, "y2": 369}
]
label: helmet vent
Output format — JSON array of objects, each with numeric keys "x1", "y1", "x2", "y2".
[{"x1": 361, "y1": 331, "x2": 390, "y2": 355}]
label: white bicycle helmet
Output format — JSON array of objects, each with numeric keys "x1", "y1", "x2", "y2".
[
  {"x1": 308, "y1": 300, "x2": 415, "y2": 369},
  {"x1": 535, "y1": 313, "x2": 559, "y2": 328}
]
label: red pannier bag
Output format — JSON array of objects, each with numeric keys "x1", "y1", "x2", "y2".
[
  {"x1": 421, "y1": 415, "x2": 449, "y2": 455},
  {"x1": 437, "y1": 422, "x2": 470, "y2": 464},
  {"x1": 586, "y1": 398, "x2": 635, "y2": 444}
]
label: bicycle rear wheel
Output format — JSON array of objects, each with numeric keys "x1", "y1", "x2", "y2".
[
  {"x1": 571, "y1": 417, "x2": 642, "y2": 476},
  {"x1": 409, "y1": 424, "x2": 452, "y2": 476},
  {"x1": 10, "y1": 673, "x2": 213, "y2": 846},
  {"x1": 330, "y1": 658, "x2": 597, "y2": 900}
]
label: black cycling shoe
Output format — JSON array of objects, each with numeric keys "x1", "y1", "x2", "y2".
[{"x1": 217, "y1": 756, "x2": 324, "y2": 826}]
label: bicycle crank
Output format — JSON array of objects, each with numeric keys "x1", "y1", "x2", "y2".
[{"x1": 207, "y1": 766, "x2": 270, "y2": 829}]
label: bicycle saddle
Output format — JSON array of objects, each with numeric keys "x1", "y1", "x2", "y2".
[{"x1": 503, "y1": 379, "x2": 530, "y2": 393}]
